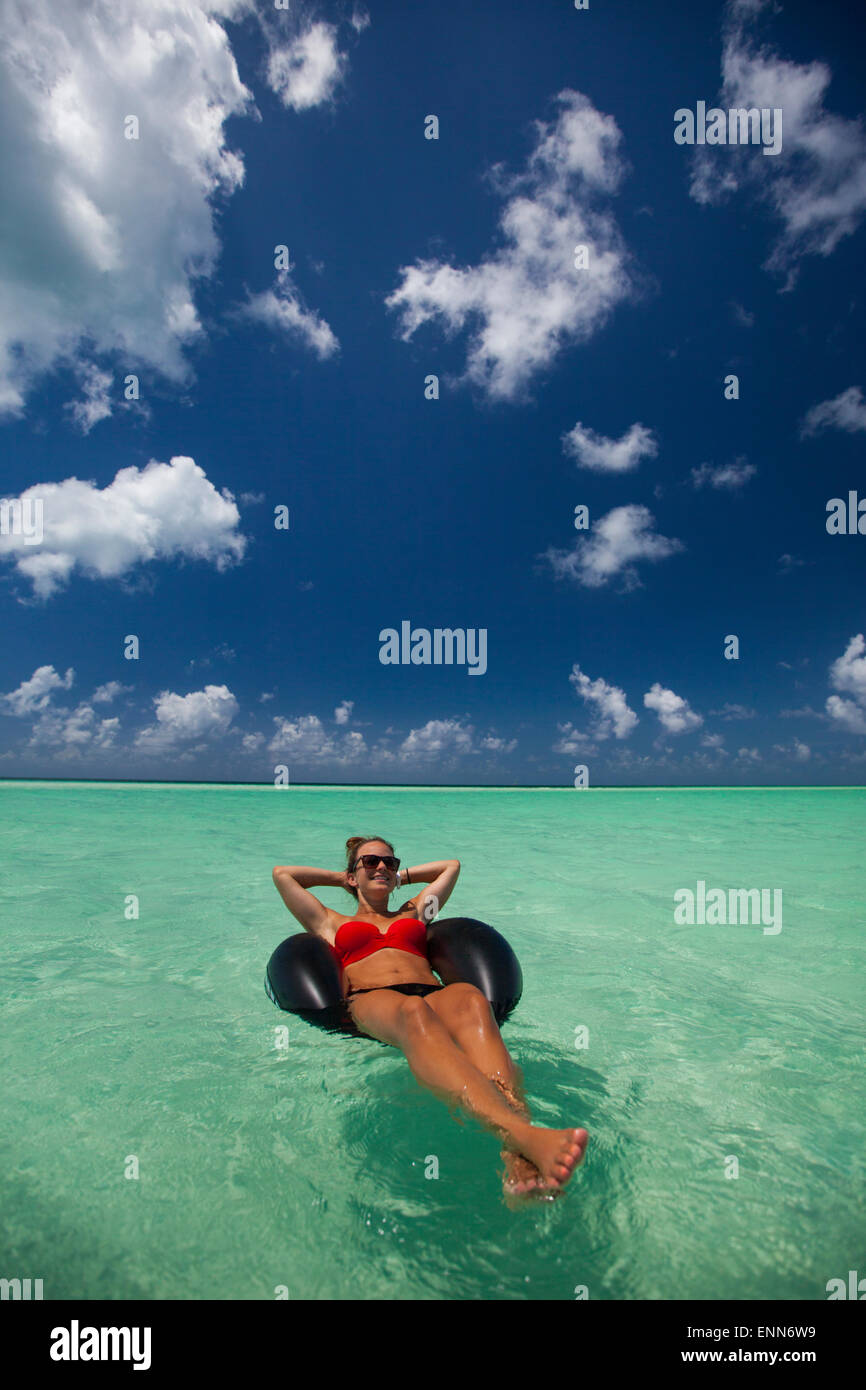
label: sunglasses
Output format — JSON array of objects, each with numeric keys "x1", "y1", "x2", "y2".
[{"x1": 354, "y1": 854, "x2": 400, "y2": 872}]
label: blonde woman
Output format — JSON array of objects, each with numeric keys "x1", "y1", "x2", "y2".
[{"x1": 273, "y1": 835, "x2": 588, "y2": 1201}]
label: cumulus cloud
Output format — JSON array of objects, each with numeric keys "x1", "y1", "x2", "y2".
[
  {"x1": 386, "y1": 89, "x2": 638, "y2": 401},
  {"x1": 135, "y1": 684, "x2": 239, "y2": 753},
  {"x1": 29, "y1": 703, "x2": 120, "y2": 752},
  {"x1": 772, "y1": 739, "x2": 811, "y2": 761},
  {"x1": 800, "y1": 386, "x2": 866, "y2": 438},
  {"x1": 64, "y1": 364, "x2": 114, "y2": 434},
  {"x1": 268, "y1": 713, "x2": 368, "y2": 764},
  {"x1": 540, "y1": 504, "x2": 683, "y2": 590},
  {"x1": 644, "y1": 683, "x2": 703, "y2": 734},
  {"x1": 1, "y1": 664, "x2": 75, "y2": 716},
  {"x1": 479, "y1": 734, "x2": 517, "y2": 753},
  {"x1": 266, "y1": 21, "x2": 347, "y2": 111},
  {"x1": 0, "y1": 0, "x2": 255, "y2": 417},
  {"x1": 568, "y1": 665, "x2": 638, "y2": 740},
  {"x1": 691, "y1": 458, "x2": 757, "y2": 489},
  {"x1": 92, "y1": 681, "x2": 132, "y2": 703},
  {"x1": 0, "y1": 455, "x2": 246, "y2": 599},
  {"x1": 1, "y1": 663, "x2": 123, "y2": 752},
  {"x1": 334, "y1": 700, "x2": 354, "y2": 725},
  {"x1": 0, "y1": 2, "x2": 364, "y2": 418},
  {"x1": 552, "y1": 720, "x2": 594, "y2": 756},
  {"x1": 235, "y1": 270, "x2": 339, "y2": 359},
  {"x1": 826, "y1": 633, "x2": 866, "y2": 733},
  {"x1": 561, "y1": 420, "x2": 658, "y2": 473},
  {"x1": 736, "y1": 747, "x2": 762, "y2": 762},
  {"x1": 689, "y1": 0, "x2": 866, "y2": 285},
  {"x1": 398, "y1": 719, "x2": 476, "y2": 761}
]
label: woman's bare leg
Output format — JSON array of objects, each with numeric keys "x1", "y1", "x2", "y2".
[
  {"x1": 425, "y1": 985, "x2": 554, "y2": 1197},
  {"x1": 348, "y1": 991, "x2": 587, "y2": 1190}
]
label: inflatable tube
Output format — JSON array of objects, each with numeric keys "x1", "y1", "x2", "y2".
[{"x1": 265, "y1": 916, "x2": 522, "y2": 1035}]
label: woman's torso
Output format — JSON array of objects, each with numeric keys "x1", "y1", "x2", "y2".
[{"x1": 322, "y1": 910, "x2": 439, "y2": 995}]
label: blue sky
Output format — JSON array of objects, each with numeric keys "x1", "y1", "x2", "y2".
[{"x1": 1, "y1": 0, "x2": 865, "y2": 785}]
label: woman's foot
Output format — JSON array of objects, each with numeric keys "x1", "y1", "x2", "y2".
[
  {"x1": 507, "y1": 1125, "x2": 589, "y2": 1190},
  {"x1": 500, "y1": 1147, "x2": 563, "y2": 1206}
]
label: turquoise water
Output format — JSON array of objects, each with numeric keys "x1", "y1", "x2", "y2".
[{"x1": 1, "y1": 781, "x2": 864, "y2": 1301}]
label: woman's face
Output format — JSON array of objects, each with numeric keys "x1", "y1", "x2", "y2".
[{"x1": 351, "y1": 840, "x2": 397, "y2": 897}]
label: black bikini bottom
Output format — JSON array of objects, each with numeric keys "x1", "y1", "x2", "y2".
[{"x1": 346, "y1": 981, "x2": 445, "y2": 1002}]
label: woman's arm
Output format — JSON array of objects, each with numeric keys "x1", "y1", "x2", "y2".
[
  {"x1": 401, "y1": 859, "x2": 460, "y2": 923},
  {"x1": 272, "y1": 865, "x2": 345, "y2": 936}
]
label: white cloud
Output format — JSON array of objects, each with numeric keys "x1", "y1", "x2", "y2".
[
  {"x1": 568, "y1": 665, "x2": 638, "y2": 740},
  {"x1": 398, "y1": 719, "x2": 476, "y2": 760},
  {"x1": 266, "y1": 21, "x2": 346, "y2": 111},
  {"x1": 691, "y1": 458, "x2": 756, "y2": 489},
  {"x1": 826, "y1": 698, "x2": 866, "y2": 735},
  {"x1": 92, "y1": 681, "x2": 132, "y2": 704},
  {"x1": 778, "y1": 553, "x2": 806, "y2": 573},
  {"x1": 689, "y1": 0, "x2": 866, "y2": 285},
  {"x1": 736, "y1": 747, "x2": 762, "y2": 762},
  {"x1": 1, "y1": 664, "x2": 75, "y2": 716},
  {"x1": 268, "y1": 713, "x2": 368, "y2": 764},
  {"x1": 644, "y1": 683, "x2": 703, "y2": 734},
  {"x1": 0, "y1": 455, "x2": 246, "y2": 599},
  {"x1": 479, "y1": 734, "x2": 517, "y2": 753},
  {"x1": 0, "y1": 3, "x2": 364, "y2": 418},
  {"x1": 701, "y1": 732, "x2": 726, "y2": 749},
  {"x1": 709, "y1": 702, "x2": 756, "y2": 719},
  {"x1": 29, "y1": 703, "x2": 119, "y2": 751},
  {"x1": 236, "y1": 270, "x2": 339, "y2": 359},
  {"x1": 64, "y1": 364, "x2": 114, "y2": 434},
  {"x1": 541, "y1": 504, "x2": 683, "y2": 589},
  {"x1": 334, "y1": 700, "x2": 354, "y2": 725},
  {"x1": 730, "y1": 301, "x2": 755, "y2": 326},
  {"x1": 829, "y1": 633, "x2": 866, "y2": 704},
  {"x1": 561, "y1": 420, "x2": 658, "y2": 473},
  {"x1": 135, "y1": 684, "x2": 239, "y2": 753},
  {"x1": 0, "y1": 0, "x2": 255, "y2": 418},
  {"x1": 826, "y1": 634, "x2": 866, "y2": 732},
  {"x1": 552, "y1": 720, "x2": 594, "y2": 756},
  {"x1": 386, "y1": 89, "x2": 637, "y2": 401},
  {"x1": 800, "y1": 386, "x2": 866, "y2": 438}
]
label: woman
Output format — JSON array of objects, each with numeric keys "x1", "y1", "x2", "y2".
[{"x1": 272, "y1": 836, "x2": 588, "y2": 1201}]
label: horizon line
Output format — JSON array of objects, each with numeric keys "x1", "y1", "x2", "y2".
[{"x1": 1, "y1": 777, "x2": 863, "y2": 790}]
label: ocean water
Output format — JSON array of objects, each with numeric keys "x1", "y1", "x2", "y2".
[{"x1": 1, "y1": 781, "x2": 864, "y2": 1302}]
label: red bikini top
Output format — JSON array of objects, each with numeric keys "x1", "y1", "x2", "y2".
[{"x1": 331, "y1": 917, "x2": 428, "y2": 970}]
